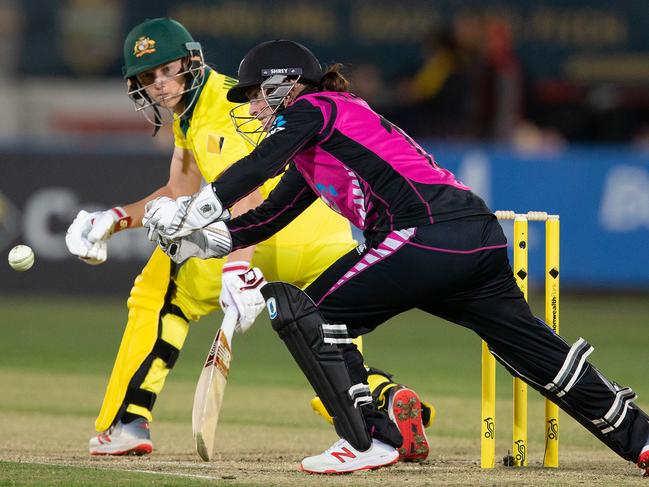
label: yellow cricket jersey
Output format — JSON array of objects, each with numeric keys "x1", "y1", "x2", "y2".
[
  {"x1": 95, "y1": 69, "x2": 358, "y2": 433},
  {"x1": 172, "y1": 68, "x2": 352, "y2": 246}
]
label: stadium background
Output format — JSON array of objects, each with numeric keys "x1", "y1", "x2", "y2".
[
  {"x1": 1, "y1": 0, "x2": 648, "y2": 293},
  {"x1": 0, "y1": 1, "x2": 648, "y2": 485}
]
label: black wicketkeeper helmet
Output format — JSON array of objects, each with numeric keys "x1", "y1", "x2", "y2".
[{"x1": 226, "y1": 39, "x2": 323, "y2": 103}]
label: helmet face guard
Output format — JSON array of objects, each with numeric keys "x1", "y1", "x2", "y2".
[
  {"x1": 229, "y1": 72, "x2": 300, "y2": 147},
  {"x1": 226, "y1": 40, "x2": 323, "y2": 146},
  {"x1": 126, "y1": 42, "x2": 206, "y2": 130}
]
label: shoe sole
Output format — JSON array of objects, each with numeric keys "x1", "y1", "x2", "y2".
[
  {"x1": 300, "y1": 456, "x2": 398, "y2": 474},
  {"x1": 389, "y1": 388, "x2": 429, "y2": 462},
  {"x1": 90, "y1": 443, "x2": 153, "y2": 456}
]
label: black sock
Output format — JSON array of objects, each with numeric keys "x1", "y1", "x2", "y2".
[
  {"x1": 121, "y1": 412, "x2": 145, "y2": 424},
  {"x1": 361, "y1": 403, "x2": 403, "y2": 448}
]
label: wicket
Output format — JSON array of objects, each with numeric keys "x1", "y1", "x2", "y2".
[{"x1": 480, "y1": 210, "x2": 560, "y2": 468}]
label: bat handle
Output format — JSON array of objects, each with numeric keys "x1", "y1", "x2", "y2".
[{"x1": 221, "y1": 309, "x2": 238, "y2": 344}]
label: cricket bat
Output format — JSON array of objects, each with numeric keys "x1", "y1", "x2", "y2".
[{"x1": 192, "y1": 309, "x2": 238, "y2": 461}]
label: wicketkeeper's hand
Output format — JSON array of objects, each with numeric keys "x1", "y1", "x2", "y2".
[
  {"x1": 157, "y1": 221, "x2": 233, "y2": 264},
  {"x1": 219, "y1": 262, "x2": 266, "y2": 333},
  {"x1": 65, "y1": 207, "x2": 130, "y2": 265},
  {"x1": 143, "y1": 185, "x2": 230, "y2": 241}
]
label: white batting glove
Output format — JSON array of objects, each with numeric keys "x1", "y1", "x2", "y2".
[
  {"x1": 143, "y1": 186, "x2": 229, "y2": 241},
  {"x1": 157, "y1": 221, "x2": 233, "y2": 264},
  {"x1": 65, "y1": 208, "x2": 129, "y2": 265},
  {"x1": 220, "y1": 262, "x2": 266, "y2": 334},
  {"x1": 87, "y1": 207, "x2": 131, "y2": 244},
  {"x1": 142, "y1": 196, "x2": 184, "y2": 242}
]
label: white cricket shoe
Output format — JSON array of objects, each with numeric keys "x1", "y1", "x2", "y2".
[
  {"x1": 300, "y1": 438, "x2": 399, "y2": 474},
  {"x1": 89, "y1": 418, "x2": 153, "y2": 456}
]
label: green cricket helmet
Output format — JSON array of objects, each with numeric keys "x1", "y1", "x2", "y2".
[
  {"x1": 123, "y1": 17, "x2": 198, "y2": 78},
  {"x1": 123, "y1": 18, "x2": 206, "y2": 132}
]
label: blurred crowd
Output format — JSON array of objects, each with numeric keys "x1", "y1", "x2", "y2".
[
  {"x1": 1, "y1": 2, "x2": 648, "y2": 148},
  {"x1": 347, "y1": 13, "x2": 649, "y2": 150}
]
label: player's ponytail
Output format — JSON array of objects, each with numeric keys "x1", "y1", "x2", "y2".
[{"x1": 319, "y1": 63, "x2": 350, "y2": 92}]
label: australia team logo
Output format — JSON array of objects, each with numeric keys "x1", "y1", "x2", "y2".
[
  {"x1": 268, "y1": 115, "x2": 287, "y2": 136},
  {"x1": 133, "y1": 36, "x2": 156, "y2": 57}
]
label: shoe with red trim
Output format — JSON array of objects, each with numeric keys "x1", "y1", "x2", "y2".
[
  {"x1": 300, "y1": 438, "x2": 398, "y2": 474},
  {"x1": 638, "y1": 445, "x2": 649, "y2": 478},
  {"x1": 388, "y1": 387, "x2": 429, "y2": 462},
  {"x1": 89, "y1": 418, "x2": 153, "y2": 456}
]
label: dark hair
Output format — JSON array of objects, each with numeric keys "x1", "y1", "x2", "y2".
[{"x1": 319, "y1": 63, "x2": 350, "y2": 92}]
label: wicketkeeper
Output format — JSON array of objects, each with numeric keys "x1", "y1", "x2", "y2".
[
  {"x1": 142, "y1": 39, "x2": 649, "y2": 476},
  {"x1": 65, "y1": 18, "x2": 433, "y2": 460}
]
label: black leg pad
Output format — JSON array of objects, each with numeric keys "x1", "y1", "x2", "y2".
[{"x1": 261, "y1": 282, "x2": 372, "y2": 452}]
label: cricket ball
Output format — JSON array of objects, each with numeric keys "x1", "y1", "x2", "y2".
[{"x1": 8, "y1": 244, "x2": 35, "y2": 272}]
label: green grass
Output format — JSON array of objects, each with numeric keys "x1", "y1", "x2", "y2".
[
  {"x1": 3, "y1": 293, "x2": 646, "y2": 393},
  {"x1": 0, "y1": 293, "x2": 647, "y2": 485},
  {"x1": 0, "y1": 462, "x2": 224, "y2": 487}
]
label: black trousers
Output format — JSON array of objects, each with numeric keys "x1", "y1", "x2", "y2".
[{"x1": 305, "y1": 215, "x2": 648, "y2": 462}]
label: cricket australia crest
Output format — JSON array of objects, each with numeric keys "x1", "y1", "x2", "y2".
[{"x1": 134, "y1": 36, "x2": 156, "y2": 57}]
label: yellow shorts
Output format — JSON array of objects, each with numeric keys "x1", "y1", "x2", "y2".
[{"x1": 173, "y1": 233, "x2": 357, "y2": 320}]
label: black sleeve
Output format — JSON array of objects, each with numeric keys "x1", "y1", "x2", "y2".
[
  {"x1": 211, "y1": 99, "x2": 324, "y2": 207},
  {"x1": 226, "y1": 164, "x2": 318, "y2": 250}
]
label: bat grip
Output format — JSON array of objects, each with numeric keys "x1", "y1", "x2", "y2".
[{"x1": 221, "y1": 309, "x2": 238, "y2": 344}]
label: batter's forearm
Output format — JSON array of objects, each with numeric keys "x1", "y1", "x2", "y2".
[{"x1": 122, "y1": 186, "x2": 178, "y2": 229}]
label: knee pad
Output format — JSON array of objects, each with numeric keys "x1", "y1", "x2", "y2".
[
  {"x1": 261, "y1": 282, "x2": 372, "y2": 451},
  {"x1": 544, "y1": 338, "x2": 637, "y2": 435},
  {"x1": 544, "y1": 337, "x2": 637, "y2": 436},
  {"x1": 592, "y1": 381, "x2": 637, "y2": 435},
  {"x1": 544, "y1": 337, "x2": 594, "y2": 398},
  {"x1": 491, "y1": 335, "x2": 643, "y2": 461}
]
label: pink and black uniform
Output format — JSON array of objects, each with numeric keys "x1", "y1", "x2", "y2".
[
  {"x1": 216, "y1": 90, "x2": 490, "y2": 246},
  {"x1": 213, "y1": 90, "x2": 649, "y2": 463}
]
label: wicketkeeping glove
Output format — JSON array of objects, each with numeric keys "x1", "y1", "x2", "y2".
[
  {"x1": 65, "y1": 207, "x2": 131, "y2": 265},
  {"x1": 157, "y1": 221, "x2": 233, "y2": 265},
  {"x1": 143, "y1": 185, "x2": 230, "y2": 241},
  {"x1": 220, "y1": 261, "x2": 266, "y2": 334}
]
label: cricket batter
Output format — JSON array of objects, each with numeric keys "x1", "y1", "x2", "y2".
[
  {"x1": 143, "y1": 39, "x2": 649, "y2": 475},
  {"x1": 65, "y1": 18, "x2": 432, "y2": 459}
]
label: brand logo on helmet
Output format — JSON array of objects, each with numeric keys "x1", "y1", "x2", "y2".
[
  {"x1": 133, "y1": 36, "x2": 156, "y2": 58},
  {"x1": 261, "y1": 67, "x2": 303, "y2": 76}
]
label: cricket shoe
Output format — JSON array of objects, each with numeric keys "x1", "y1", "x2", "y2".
[
  {"x1": 89, "y1": 418, "x2": 153, "y2": 456},
  {"x1": 638, "y1": 445, "x2": 649, "y2": 477},
  {"x1": 300, "y1": 438, "x2": 398, "y2": 474},
  {"x1": 388, "y1": 387, "x2": 430, "y2": 462}
]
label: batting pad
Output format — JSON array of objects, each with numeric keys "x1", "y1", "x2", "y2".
[{"x1": 261, "y1": 282, "x2": 372, "y2": 452}]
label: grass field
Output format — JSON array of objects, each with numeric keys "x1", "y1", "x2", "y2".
[{"x1": 0, "y1": 293, "x2": 647, "y2": 486}]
